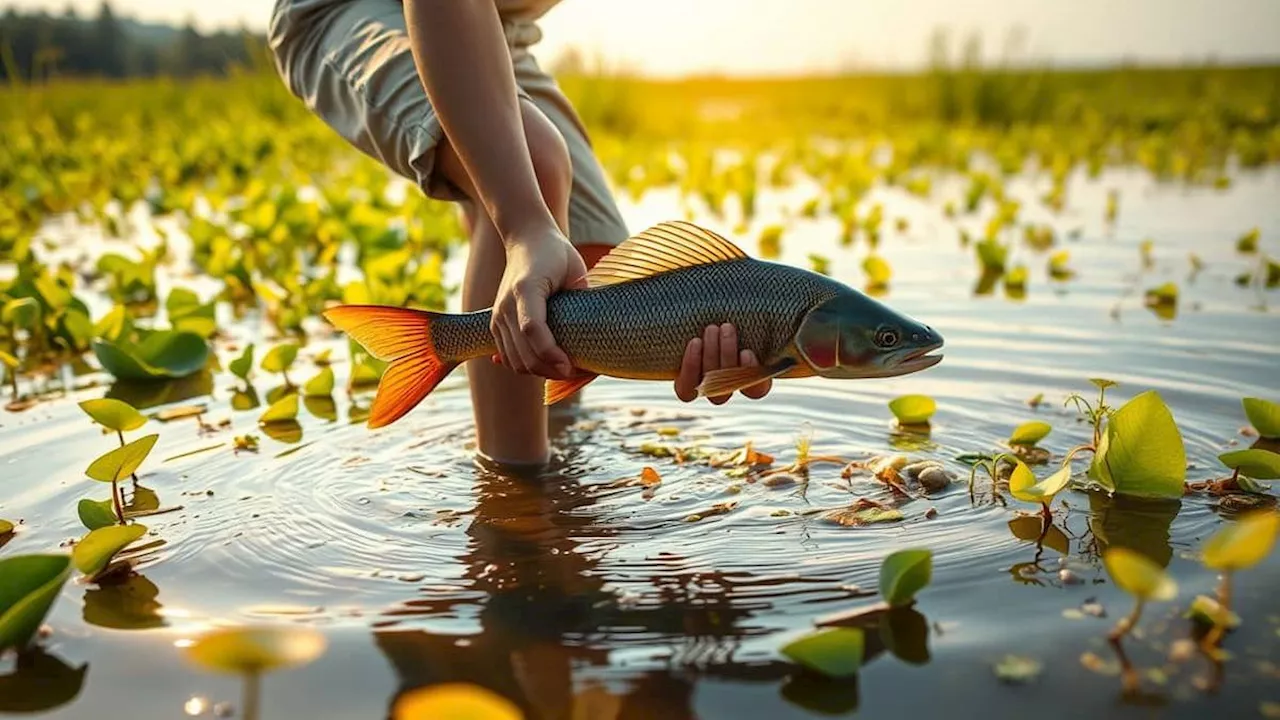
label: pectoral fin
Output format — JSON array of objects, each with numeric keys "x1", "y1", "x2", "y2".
[
  {"x1": 544, "y1": 373, "x2": 599, "y2": 405},
  {"x1": 697, "y1": 358, "x2": 795, "y2": 398}
]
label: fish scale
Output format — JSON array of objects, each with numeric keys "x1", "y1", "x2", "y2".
[{"x1": 431, "y1": 259, "x2": 845, "y2": 379}]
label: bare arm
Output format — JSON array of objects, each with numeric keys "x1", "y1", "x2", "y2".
[{"x1": 403, "y1": 0, "x2": 583, "y2": 379}]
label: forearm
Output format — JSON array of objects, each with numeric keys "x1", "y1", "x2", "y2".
[{"x1": 403, "y1": 0, "x2": 554, "y2": 244}]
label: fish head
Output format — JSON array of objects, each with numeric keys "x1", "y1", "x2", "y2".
[{"x1": 795, "y1": 292, "x2": 944, "y2": 379}]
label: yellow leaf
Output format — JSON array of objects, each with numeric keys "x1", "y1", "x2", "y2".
[
  {"x1": 1009, "y1": 461, "x2": 1072, "y2": 505},
  {"x1": 1201, "y1": 511, "x2": 1279, "y2": 572},
  {"x1": 393, "y1": 683, "x2": 522, "y2": 720},
  {"x1": 1104, "y1": 548, "x2": 1177, "y2": 602}
]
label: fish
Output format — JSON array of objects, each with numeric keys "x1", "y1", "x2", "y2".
[{"x1": 325, "y1": 220, "x2": 944, "y2": 428}]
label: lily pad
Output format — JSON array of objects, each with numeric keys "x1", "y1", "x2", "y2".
[
  {"x1": 1009, "y1": 461, "x2": 1073, "y2": 505},
  {"x1": 393, "y1": 684, "x2": 522, "y2": 720},
  {"x1": 879, "y1": 548, "x2": 932, "y2": 607},
  {"x1": 185, "y1": 626, "x2": 327, "y2": 674},
  {"x1": 780, "y1": 628, "x2": 864, "y2": 678},
  {"x1": 1201, "y1": 511, "x2": 1279, "y2": 571},
  {"x1": 889, "y1": 395, "x2": 936, "y2": 426},
  {"x1": 1219, "y1": 449, "x2": 1280, "y2": 480},
  {"x1": 1089, "y1": 390, "x2": 1185, "y2": 499},
  {"x1": 94, "y1": 330, "x2": 210, "y2": 381},
  {"x1": 77, "y1": 499, "x2": 117, "y2": 530},
  {"x1": 229, "y1": 344, "x2": 255, "y2": 381},
  {"x1": 259, "y1": 393, "x2": 299, "y2": 424},
  {"x1": 261, "y1": 343, "x2": 299, "y2": 374},
  {"x1": 1104, "y1": 547, "x2": 1177, "y2": 601},
  {"x1": 72, "y1": 525, "x2": 147, "y2": 578},
  {"x1": 0, "y1": 554, "x2": 73, "y2": 652},
  {"x1": 85, "y1": 434, "x2": 159, "y2": 483},
  {"x1": 78, "y1": 398, "x2": 146, "y2": 432},
  {"x1": 1009, "y1": 421, "x2": 1051, "y2": 446},
  {"x1": 303, "y1": 367, "x2": 334, "y2": 397},
  {"x1": 1243, "y1": 398, "x2": 1280, "y2": 439}
]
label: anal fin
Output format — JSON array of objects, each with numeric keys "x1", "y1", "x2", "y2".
[
  {"x1": 545, "y1": 373, "x2": 599, "y2": 405},
  {"x1": 697, "y1": 358, "x2": 795, "y2": 398}
]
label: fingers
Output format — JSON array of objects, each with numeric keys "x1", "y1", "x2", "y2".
[
  {"x1": 740, "y1": 349, "x2": 773, "y2": 399},
  {"x1": 702, "y1": 324, "x2": 730, "y2": 405},
  {"x1": 516, "y1": 294, "x2": 573, "y2": 378},
  {"x1": 719, "y1": 324, "x2": 737, "y2": 368},
  {"x1": 674, "y1": 338, "x2": 702, "y2": 402}
]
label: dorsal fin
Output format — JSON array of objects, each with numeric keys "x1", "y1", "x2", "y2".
[{"x1": 586, "y1": 221, "x2": 747, "y2": 288}]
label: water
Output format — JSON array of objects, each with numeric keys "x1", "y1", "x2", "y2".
[{"x1": 2, "y1": 168, "x2": 1279, "y2": 718}]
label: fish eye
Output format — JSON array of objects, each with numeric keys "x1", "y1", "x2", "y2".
[{"x1": 874, "y1": 326, "x2": 901, "y2": 349}]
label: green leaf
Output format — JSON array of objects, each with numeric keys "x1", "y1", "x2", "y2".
[
  {"x1": 879, "y1": 548, "x2": 932, "y2": 607},
  {"x1": 261, "y1": 343, "x2": 299, "y2": 374},
  {"x1": 229, "y1": 343, "x2": 255, "y2": 381},
  {"x1": 1089, "y1": 378, "x2": 1118, "y2": 391},
  {"x1": 93, "y1": 330, "x2": 210, "y2": 381},
  {"x1": 1242, "y1": 398, "x2": 1280, "y2": 439},
  {"x1": 1009, "y1": 421, "x2": 1051, "y2": 446},
  {"x1": 0, "y1": 554, "x2": 73, "y2": 652},
  {"x1": 2, "y1": 297, "x2": 40, "y2": 329},
  {"x1": 72, "y1": 525, "x2": 146, "y2": 578},
  {"x1": 1219, "y1": 449, "x2": 1280, "y2": 480},
  {"x1": 863, "y1": 255, "x2": 892, "y2": 285},
  {"x1": 77, "y1": 398, "x2": 146, "y2": 432},
  {"x1": 976, "y1": 238, "x2": 1007, "y2": 272},
  {"x1": 1104, "y1": 547, "x2": 1177, "y2": 601},
  {"x1": 1201, "y1": 511, "x2": 1279, "y2": 572},
  {"x1": 85, "y1": 434, "x2": 158, "y2": 483},
  {"x1": 1089, "y1": 390, "x2": 1185, "y2": 499},
  {"x1": 349, "y1": 361, "x2": 381, "y2": 388},
  {"x1": 303, "y1": 367, "x2": 334, "y2": 397},
  {"x1": 259, "y1": 393, "x2": 299, "y2": 424},
  {"x1": 888, "y1": 394, "x2": 936, "y2": 425},
  {"x1": 780, "y1": 628, "x2": 864, "y2": 678},
  {"x1": 185, "y1": 626, "x2": 327, "y2": 674},
  {"x1": 1236, "y1": 227, "x2": 1259, "y2": 253},
  {"x1": 0, "y1": 350, "x2": 17, "y2": 369},
  {"x1": 77, "y1": 498, "x2": 117, "y2": 530},
  {"x1": 93, "y1": 305, "x2": 131, "y2": 342},
  {"x1": 1009, "y1": 461, "x2": 1073, "y2": 505}
]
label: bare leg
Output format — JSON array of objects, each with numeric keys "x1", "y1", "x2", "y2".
[{"x1": 436, "y1": 99, "x2": 573, "y2": 465}]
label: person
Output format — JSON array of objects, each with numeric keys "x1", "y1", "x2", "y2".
[{"x1": 268, "y1": 0, "x2": 771, "y2": 466}]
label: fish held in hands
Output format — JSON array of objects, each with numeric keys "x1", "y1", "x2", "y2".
[{"x1": 325, "y1": 221, "x2": 943, "y2": 428}]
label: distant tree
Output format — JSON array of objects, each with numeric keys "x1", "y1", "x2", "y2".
[{"x1": 93, "y1": 2, "x2": 125, "y2": 77}]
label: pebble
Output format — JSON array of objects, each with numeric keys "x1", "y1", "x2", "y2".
[
  {"x1": 1058, "y1": 568, "x2": 1083, "y2": 585},
  {"x1": 213, "y1": 702, "x2": 234, "y2": 718},
  {"x1": 918, "y1": 466, "x2": 953, "y2": 493}
]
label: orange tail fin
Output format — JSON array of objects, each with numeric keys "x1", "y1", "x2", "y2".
[{"x1": 323, "y1": 305, "x2": 458, "y2": 428}]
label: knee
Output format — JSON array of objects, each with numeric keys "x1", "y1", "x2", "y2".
[{"x1": 521, "y1": 104, "x2": 573, "y2": 214}]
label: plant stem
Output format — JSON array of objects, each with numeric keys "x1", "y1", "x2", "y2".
[
  {"x1": 1203, "y1": 572, "x2": 1234, "y2": 652},
  {"x1": 1109, "y1": 598, "x2": 1144, "y2": 642},
  {"x1": 111, "y1": 479, "x2": 126, "y2": 524},
  {"x1": 118, "y1": 430, "x2": 140, "y2": 486},
  {"x1": 242, "y1": 671, "x2": 261, "y2": 720}
]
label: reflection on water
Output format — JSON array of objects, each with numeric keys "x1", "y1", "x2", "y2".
[
  {"x1": 83, "y1": 574, "x2": 167, "y2": 630},
  {"x1": 0, "y1": 649, "x2": 87, "y2": 714},
  {"x1": 1088, "y1": 493, "x2": 1180, "y2": 568},
  {"x1": 106, "y1": 372, "x2": 213, "y2": 410}
]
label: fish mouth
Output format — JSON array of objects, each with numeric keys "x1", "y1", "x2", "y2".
[{"x1": 882, "y1": 341, "x2": 945, "y2": 376}]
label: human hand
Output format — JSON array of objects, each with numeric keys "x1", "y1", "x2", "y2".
[
  {"x1": 673, "y1": 323, "x2": 773, "y2": 404},
  {"x1": 491, "y1": 229, "x2": 588, "y2": 380}
]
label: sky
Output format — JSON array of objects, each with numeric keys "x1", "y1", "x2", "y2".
[{"x1": 8, "y1": 0, "x2": 1280, "y2": 76}]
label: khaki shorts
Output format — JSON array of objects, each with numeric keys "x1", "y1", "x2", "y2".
[{"x1": 268, "y1": 0, "x2": 629, "y2": 246}]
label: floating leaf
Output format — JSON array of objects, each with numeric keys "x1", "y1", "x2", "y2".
[
  {"x1": 1009, "y1": 461, "x2": 1073, "y2": 505},
  {"x1": 1242, "y1": 398, "x2": 1280, "y2": 439},
  {"x1": 261, "y1": 343, "x2": 299, "y2": 374},
  {"x1": 640, "y1": 466, "x2": 662, "y2": 487},
  {"x1": 780, "y1": 628, "x2": 864, "y2": 678},
  {"x1": 85, "y1": 434, "x2": 159, "y2": 483},
  {"x1": 259, "y1": 393, "x2": 299, "y2": 424},
  {"x1": 0, "y1": 554, "x2": 73, "y2": 652},
  {"x1": 863, "y1": 255, "x2": 892, "y2": 286},
  {"x1": 808, "y1": 253, "x2": 831, "y2": 275},
  {"x1": 888, "y1": 394, "x2": 936, "y2": 425},
  {"x1": 976, "y1": 238, "x2": 1007, "y2": 272},
  {"x1": 77, "y1": 499, "x2": 117, "y2": 530},
  {"x1": 1201, "y1": 511, "x2": 1279, "y2": 571},
  {"x1": 228, "y1": 344, "x2": 255, "y2": 381},
  {"x1": 1047, "y1": 250, "x2": 1073, "y2": 279},
  {"x1": 1089, "y1": 390, "x2": 1185, "y2": 499},
  {"x1": 303, "y1": 367, "x2": 334, "y2": 397},
  {"x1": 78, "y1": 398, "x2": 146, "y2": 432},
  {"x1": 1009, "y1": 421, "x2": 1051, "y2": 446},
  {"x1": 393, "y1": 683, "x2": 522, "y2": 720},
  {"x1": 185, "y1": 626, "x2": 327, "y2": 674},
  {"x1": 879, "y1": 548, "x2": 932, "y2": 607},
  {"x1": 72, "y1": 525, "x2": 146, "y2": 578},
  {"x1": 1104, "y1": 548, "x2": 1177, "y2": 601},
  {"x1": 1219, "y1": 449, "x2": 1280, "y2": 480},
  {"x1": 1236, "y1": 227, "x2": 1260, "y2": 253},
  {"x1": 994, "y1": 655, "x2": 1042, "y2": 684},
  {"x1": 1143, "y1": 283, "x2": 1178, "y2": 319},
  {"x1": 93, "y1": 331, "x2": 210, "y2": 381}
]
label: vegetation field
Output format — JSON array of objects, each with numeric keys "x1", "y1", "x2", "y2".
[{"x1": 2, "y1": 57, "x2": 1280, "y2": 719}]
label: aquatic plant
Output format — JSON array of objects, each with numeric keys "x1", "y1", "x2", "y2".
[
  {"x1": 78, "y1": 398, "x2": 154, "y2": 524},
  {"x1": 1197, "y1": 511, "x2": 1279, "y2": 650},
  {"x1": 72, "y1": 524, "x2": 148, "y2": 582},
  {"x1": 1008, "y1": 460, "x2": 1073, "y2": 523},
  {"x1": 260, "y1": 343, "x2": 299, "y2": 387},
  {"x1": 0, "y1": 554, "x2": 73, "y2": 654},
  {"x1": 83, "y1": 435, "x2": 159, "y2": 525},
  {"x1": 1242, "y1": 397, "x2": 1280, "y2": 439},
  {"x1": 1008, "y1": 421, "x2": 1051, "y2": 447},
  {"x1": 888, "y1": 394, "x2": 936, "y2": 428},
  {"x1": 185, "y1": 626, "x2": 327, "y2": 720},
  {"x1": 1103, "y1": 547, "x2": 1177, "y2": 641},
  {"x1": 229, "y1": 344, "x2": 255, "y2": 383}
]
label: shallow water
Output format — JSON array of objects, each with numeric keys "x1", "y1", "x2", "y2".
[{"x1": 2, "y1": 168, "x2": 1279, "y2": 719}]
